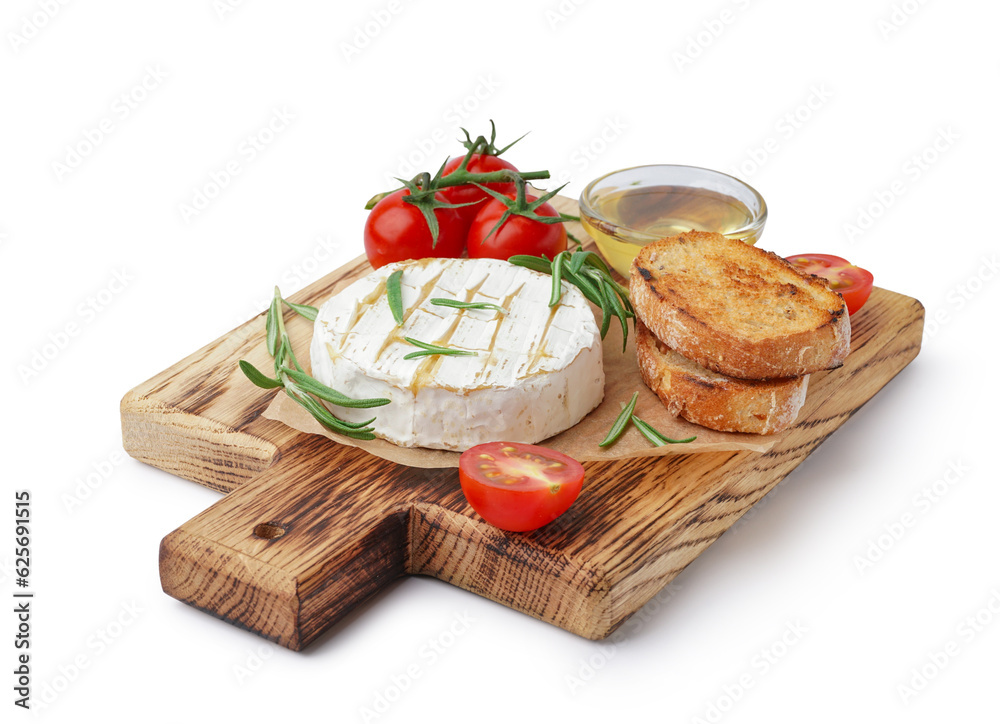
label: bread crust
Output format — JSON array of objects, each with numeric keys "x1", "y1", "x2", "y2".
[
  {"x1": 629, "y1": 231, "x2": 850, "y2": 380},
  {"x1": 635, "y1": 321, "x2": 808, "y2": 435}
]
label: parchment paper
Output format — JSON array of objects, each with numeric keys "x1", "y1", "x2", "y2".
[{"x1": 262, "y1": 313, "x2": 779, "y2": 469}]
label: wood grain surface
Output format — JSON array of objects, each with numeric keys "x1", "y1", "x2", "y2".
[{"x1": 123, "y1": 197, "x2": 925, "y2": 649}]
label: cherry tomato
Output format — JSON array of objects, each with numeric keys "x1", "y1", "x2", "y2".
[
  {"x1": 458, "y1": 442, "x2": 585, "y2": 532},
  {"x1": 363, "y1": 188, "x2": 466, "y2": 269},
  {"x1": 440, "y1": 154, "x2": 519, "y2": 228},
  {"x1": 466, "y1": 194, "x2": 568, "y2": 261},
  {"x1": 786, "y1": 253, "x2": 874, "y2": 316}
]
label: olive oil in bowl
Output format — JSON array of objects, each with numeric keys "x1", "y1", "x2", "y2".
[{"x1": 579, "y1": 166, "x2": 767, "y2": 278}]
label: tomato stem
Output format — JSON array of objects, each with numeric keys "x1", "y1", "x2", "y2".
[
  {"x1": 364, "y1": 123, "x2": 553, "y2": 245},
  {"x1": 471, "y1": 176, "x2": 575, "y2": 244},
  {"x1": 426, "y1": 167, "x2": 550, "y2": 190},
  {"x1": 457, "y1": 120, "x2": 527, "y2": 158}
]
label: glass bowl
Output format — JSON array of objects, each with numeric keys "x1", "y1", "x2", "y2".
[{"x1": 578, "y1": 165, "x2": 767, "y2": 277}]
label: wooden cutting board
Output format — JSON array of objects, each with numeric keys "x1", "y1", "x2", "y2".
[{"x1": 121, "y1": 197, "x2": 924, "y2": 650}]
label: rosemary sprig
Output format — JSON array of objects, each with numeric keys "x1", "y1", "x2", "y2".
[
  {"x1": 239, "y1": 287, "x2": 389, "y2": 440},
  {"x1": 599, "y1": 392, "x2": 639, "y2": 447},
  {"x1": 279, "y1": 367, "x2": 389, "y2": 409},
  {"x1": 509, "y1": 249, "x2": 635, "y2": 351},
  {"x1": 403, "y1": 337, "x2": 479, "y2": 361},
  {"x1": 387, "y1": 269, "x2": 405, "y2": 326},
  {"x1": 631, "y1": 415, "x2": 697, "y2": 446},
  {"x1": 596, "y1": 392, "x2": 697, "y2": 448},
  {"x1": 430, "y1": 298, "x2": 508, "y2": 315}
]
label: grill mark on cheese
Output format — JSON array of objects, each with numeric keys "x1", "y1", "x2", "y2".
[
  {"x1": 500, "y1": 283, "x2": 524, "y2": 312},
  {"x1": 325, "y1": 341, "x2": 340, "y2": 365},
  {"x1": 372, "y1": 267, "x2": 449, "y2": 364},
  {"x1": 345, "y1": 278, "x2": 387, "y2": 337},
  {"x1": 481, "y1": 282, "x2": 524, "y2": 371},
  {"x1": 461, "y1": 274, "x2": 489, "y2": 303},
  {"x1": 374, "y1": 325, "x2": 407, "y2": 366},
  {"x1": 412, "y1": 267, "x2": 448, "y2": 314},
  {"x1": 527, "y1": 302, "x2": 561, "y2": 375},
  {"x1": 419, "y1": 267, "x2": 520, "y2": 390},
  {"x1": 409, "y1": 311, "x2": 466, "y2": 393}
]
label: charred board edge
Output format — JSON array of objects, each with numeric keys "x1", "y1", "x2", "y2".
[{"x1": 159, "y1": 529, "x2": 302, "y2": 648}]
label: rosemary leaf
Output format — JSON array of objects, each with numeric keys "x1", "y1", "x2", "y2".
[
  {"x1": 592, "y1": 272, "x2": 614, "y2": 340},
  {"x1": 282, "y1": 298, "x2": 319, "y2": 321},
  {"x1": 561, "y1": 266, "x2": 602, "y2": 307},
  {"x1": 402, "y1": 348, "x2": 478, "y2": 360},
  {"x1": 549, "y1": 251, "x2": 567, "y2": 307},
  {"x1": 593, "y1": 269, "x2": 630, "y2": 350},
  {"x1": 598, "y1": 392, "x2": 639, "y2": 447},
  {"x1": 282, "y1": 334, "x2": 305, "y2": 373},
  {"x1": 402, "y1": 337, "x2": 441, "y2": 351},
  {"x1": 287, "y1": 388, "x2": 376, "y2": 440},
  {"x1": 265, "y1": 291, "x2": 281, "y2": 357},
  {"x1": 631, "y1": 415, "x2": 697, "y2": 446},
  {"x1": 582, "y1": 250, "x2": 616, "y2": 277},
  {"x1": 568, "y1": 250, "x2": 588, "y2": 275},
  {"x1": 239, "y1": 359, "x2": 283, "y2": 389},
  {"x1": 285, "y1": 381, "x2": 376, "y2": 431},
  {"x1": 402, "y1": 336, "x2": 478, "y2": 360},
  {"x1": 430, "y1": 298, "x2": 508, "y2": 315},
  {"x1": 386, "y1": 269, "x2": 405, "y2": 326},
  {"x1": 272, "y1": 336, "x2": 287, "y2": 378},
  {"x1": 507, "y1": 254, "x2": 552, "y2": 274},
  {"x1": 280, "y1": 367, "x2": 390, "y2": 409}
]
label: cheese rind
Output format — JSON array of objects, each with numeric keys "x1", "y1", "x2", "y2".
[{"x1": 309, "y1": 258, "x2": 605, "y2": 451}]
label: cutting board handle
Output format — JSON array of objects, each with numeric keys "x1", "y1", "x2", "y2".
[{"x1": 159, "y1": 434, "x2": 422, "y2": 650}]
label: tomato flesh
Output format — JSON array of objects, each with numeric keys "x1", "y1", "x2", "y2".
[
  {"x1": 458, "y1": 442, "x2": 584, "y2": 532},
  {"x1": 363, "y1": 188, "x2": 466, "y2": 269},
  {"x1": 786, "y1": 253, "x2": 874, "y2": 316},
  {"x1": 467, "y1": 194, "x2": 568, "y2": 261}
]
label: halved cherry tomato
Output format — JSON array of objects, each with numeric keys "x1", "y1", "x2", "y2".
[
  {"x1": 466, "y1": 194, "x2": 567, "y2": 261},
  {"x1": 363, "y1": 188, "x2": 466, "y2": 269},
  {"x1": 440, "y1": 154, "x2": 519, "y2": 229},
  {"x1": 786, "y1": 253, "x2": 875, "y2": 315},
  {"x1": 458, "y1": 442, "x2": 584, "y2": 532}
]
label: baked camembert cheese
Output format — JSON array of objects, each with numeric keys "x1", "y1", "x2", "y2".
[{"x1": 310, "y1": 257, "x2": 605, "y2": 451}]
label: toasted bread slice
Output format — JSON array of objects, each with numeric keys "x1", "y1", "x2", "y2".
[
  {"x1": 635, "y1": 321, "x2": 808, "y2": 435},
  {"x1": 629, "y1": 231, "x2": 850, "y2": 380}
]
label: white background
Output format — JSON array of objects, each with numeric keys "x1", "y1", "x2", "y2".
[{"x1": 4, "y1": 0, "x2": 998, "y2": 721}]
